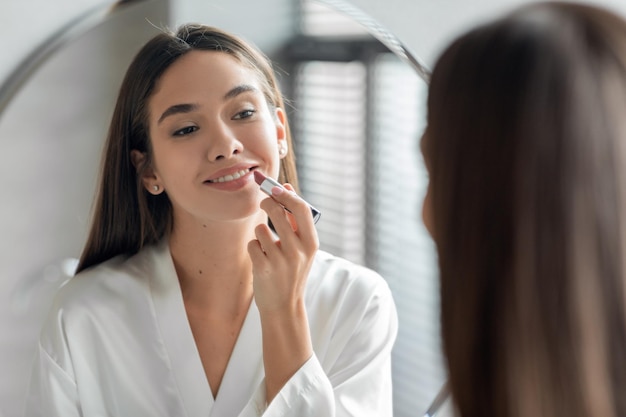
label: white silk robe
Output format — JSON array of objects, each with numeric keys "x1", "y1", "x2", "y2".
[{"x1": 23, "y1": 239, "x2": 398, "y2": 416}]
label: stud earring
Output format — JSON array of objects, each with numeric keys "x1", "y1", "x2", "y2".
[
  {"x1": 153, "y1": 185, "x2": 159, "y2": 192},
  {"x1": 279, "y1": 145, "x2": 288, "y2": 157}
]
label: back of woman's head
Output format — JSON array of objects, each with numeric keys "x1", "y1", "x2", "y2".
[
  {"x1": 424, "y1": 2, "x2": 626, "y2": 416},
  {"x1": 77, "y1": 24, "x2": 298, "y2": 273}
]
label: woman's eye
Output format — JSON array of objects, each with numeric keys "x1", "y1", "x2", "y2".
[
  {"x1": 173, "y1": 126, "x2": 198, "y2": 136},
  {"x1": 233, "y1": 109, "x2": 255, "y2": 120}
]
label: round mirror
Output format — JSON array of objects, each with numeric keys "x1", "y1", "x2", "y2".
[{"x1": 0, "y1": 1, "x2": 444, "y2": 416}]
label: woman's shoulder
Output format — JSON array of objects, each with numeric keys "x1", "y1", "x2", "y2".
[
  {"x1": 306, "y1": 250, "x2": 398, "y2": 348},
  {"x1": 36, "y1": 242, "x2": 171, "y2": 366},
  {"x1": 308, "y1": 249, "x2": 393, "y2": 303},
  {"x1": 311, "y1": 249, "x2": 387, "y2": 282},
  {"x1": 51, "y1": 242, "x2": 165, "y2": 312}
]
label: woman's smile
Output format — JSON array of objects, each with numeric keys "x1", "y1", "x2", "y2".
[
  {"x1": 202, "y1": 167, "x2": 256, "y2": 192},
  {"x1": 206, "y1": 168, "x2": 252, "y2": 184}
]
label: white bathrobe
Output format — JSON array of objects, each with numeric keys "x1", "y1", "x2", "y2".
[{"x1": 24, "y1": 239, "x2": 398, "y2": 416}]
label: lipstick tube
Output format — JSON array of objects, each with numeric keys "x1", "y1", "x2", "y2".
[{"x1": 254, "y1": 171, "x2": 321, "y2": 224}]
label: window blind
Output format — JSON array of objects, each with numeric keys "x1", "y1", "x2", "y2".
[
  {"x1": 299, "y1": 0, "x2": 370, "y2": 37},
  {"x1": 291, "y1": 1, "x2": 451, "y2": 415},
  {"x1": 292, "y1": 61, "x2": 368, "y2": 265},
  {"x1": 369, "y1": 54, "x2": 448, "y2": 416},
  {"x1": 291, "y1": 53, "x2": 449, "y2": 416}
]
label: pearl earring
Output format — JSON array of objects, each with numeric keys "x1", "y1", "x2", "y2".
[
  {"x1": 279, "y1": 145, "x2": 288, "y2": 156},
  {"x1": 153, "y1": 185, "x2": 159, "y2": 192}
]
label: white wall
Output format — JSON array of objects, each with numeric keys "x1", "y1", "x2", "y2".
[
  {"x1": 0, "y1": 1, "x2": 104, "y2": 85},
  {"x1": 171, "y1": 0, "x2": 297, "y2": 56},
  {"x1": 347, "y1": 0, "x2": 626, "y2": 70},
  {"x1": 0, "y1": 2, "x2": 167, "y2": 416},
  {"x1": 5, "y1": 0, "x2": 626, "y2": 83}
]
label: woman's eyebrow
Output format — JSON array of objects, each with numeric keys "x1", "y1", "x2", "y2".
[
  {"x1": 156, "y1": 85, "x2": 259, "y2": 125},
  {"x1": 157, "y1": 103, "x2": 199, "y2": 125},
  {"x1": 224, "y1": 84, "x2": 259, "y2": 100}
]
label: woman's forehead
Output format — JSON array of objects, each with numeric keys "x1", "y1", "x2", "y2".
[
  {"x1": 146, "y1": 51, "x2": 265, "y2": 116},
  {"x1": 158, "y1": 51, "x2": 258, "y2": 92}
]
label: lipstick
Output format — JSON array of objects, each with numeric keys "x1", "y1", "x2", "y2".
[{"x1": 253, "y1": 171, "x2": 321, "y2": 224}]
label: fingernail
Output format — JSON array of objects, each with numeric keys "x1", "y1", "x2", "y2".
[{"x1": 271, "y1": 186, "x2": 284, "y2": 196}]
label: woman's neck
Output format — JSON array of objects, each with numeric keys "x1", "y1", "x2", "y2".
[{"x1": 168, "y1": 215, "x2": 262, "y2": 313}]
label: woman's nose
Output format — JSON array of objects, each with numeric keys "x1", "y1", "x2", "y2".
[{"x1": 206, "y1": 122, "x2": 243, "y2": 161}]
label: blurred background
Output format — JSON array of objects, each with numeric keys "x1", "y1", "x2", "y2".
[{"x1": 2, "y1": 1, "x2": 626, "y2": 416}]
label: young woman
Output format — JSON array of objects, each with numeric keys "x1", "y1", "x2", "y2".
[
  {"x1": 24, "y1": 25, "x2": 397, "y2": 416},
  {"x1": 421, "y1": 2, "x2": 626, "y2": 417}
]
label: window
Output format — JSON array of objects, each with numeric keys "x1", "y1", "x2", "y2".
[{"x1": 283, "y1": 1, "x2": 449, "y2": 415}]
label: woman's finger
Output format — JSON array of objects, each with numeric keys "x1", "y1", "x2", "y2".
[{"x1": 264, "y1": 183, "x2": 318, "y2": 253}]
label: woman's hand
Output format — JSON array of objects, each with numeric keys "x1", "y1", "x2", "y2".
[
  {"x1": 247, "y1": 183, "x2": 318, "y2": 403},
  {"x1": 247, "y1": 183, "x2": 319, "y2": 313}
]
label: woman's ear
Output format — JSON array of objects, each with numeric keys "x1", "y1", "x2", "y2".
[
  {"x1": 130, "y1": 150, "x2": 162, "y2": 195},
  {"x1": 275, "y1": 107, "x2": 287, "y2": 157}
]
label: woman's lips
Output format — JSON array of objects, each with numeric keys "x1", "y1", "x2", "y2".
[
  {"x1": 205, "y1": 168, "x2": 252, "y2": 184},
  {"x1": 202, "y1": 167, "x2": 256, "y2": 191}
]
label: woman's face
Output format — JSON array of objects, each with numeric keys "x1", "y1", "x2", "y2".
[{"x1": 143, "y1": 50, "x2": 286, "y2": 225}]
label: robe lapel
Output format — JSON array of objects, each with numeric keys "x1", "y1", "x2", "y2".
[
  {"x1": 210, "y1": 299, "x2": 264, "y2": 417},
  {"x1": 149, "y1": 240, "x2": 214, "y2": 417}
]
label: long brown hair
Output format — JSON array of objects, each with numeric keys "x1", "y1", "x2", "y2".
[
  {"x1": 424, "y1": 2, "x2": 626, "y2": 416},
  {"x1": 76, "y1": 24, "x2": 298, "y2": 273}
]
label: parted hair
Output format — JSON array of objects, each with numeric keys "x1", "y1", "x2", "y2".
[
  {"x1": 424, "y1": 2, "x2": 626, "y2": 417},
  {"x1": 77, "y1": 24, "x2": 298, "y2": 273}
]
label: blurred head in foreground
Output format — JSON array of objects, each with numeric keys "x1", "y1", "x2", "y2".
[{"x1": 421, "y1": 2, "x2": 626, "y2": 416}]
